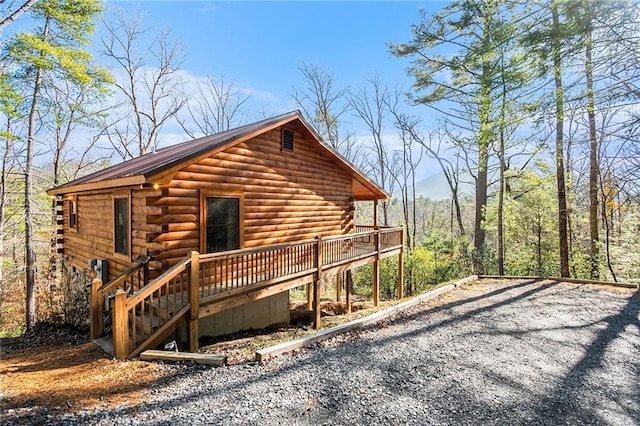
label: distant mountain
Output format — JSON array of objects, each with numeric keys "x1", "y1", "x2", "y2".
[{"x1": 392, "y1": 171, "x2": 473, "y2": 201}]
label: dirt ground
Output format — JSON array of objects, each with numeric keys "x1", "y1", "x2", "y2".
[{"x1": 0, "y1": 297, "x2": 396, "y2": 414}]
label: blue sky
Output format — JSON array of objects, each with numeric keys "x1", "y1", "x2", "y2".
[
  {"x1": 6, "y1": 1, "x2": 449, "y2": 179},
  {"x1": 93, "y1": 1, "x2": 448, "y2": 178},
  {"x1": 99, "y1": 1, "x2": 444, "y2": 124}
]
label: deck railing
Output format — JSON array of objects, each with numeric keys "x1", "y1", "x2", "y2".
[
  {"x1": 198, "y1": 240, "x2": 318, "y2": 298},
  {"x1": 101, "y1": 226, "x2": 403, "y2": 358}
]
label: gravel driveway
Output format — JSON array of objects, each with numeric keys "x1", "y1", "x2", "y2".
[{"x1": 10, "y1": 279, "x2": 640, "y2": 425}]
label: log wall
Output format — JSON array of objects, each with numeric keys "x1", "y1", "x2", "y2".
[
  {"x1": 147, "y1": 123, "x2": 355, "y2": 268},
  {"x1": 62, "y1": 122, "x2": 357, "y2": 289}
]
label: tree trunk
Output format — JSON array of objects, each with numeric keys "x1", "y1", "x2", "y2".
[
  {"x1": 411, "y1": 160, "x2": 417, "y2": 249},
  {"x1": 474, "y1": 32, "x2": 492, "y2": 274},
  {"x1": 0, "y1": 128, "x2": 10, "y2": 288},
  {"x1": 25, "y1": 66, "x2": 43, "y2": 331},
  {"x1": 497, "y1": 132, "x2": 505, "y2": 276},
  {"x1": 551, "y1": 1, "x2": 570, "y2": 278},
  {"x1": 601, "y1": 192, "x2": 617, "y2": 282},
  {"x1": 24, "y1": 17, "x2": 49, "y2": 331},
  {"x1": 452, "y1": 187, "x2": 465, "y2": 237},
  {"x1": 497, "y1": 55, "x2": 507, "y2": 276},
  {"x1": 585, "y1": 21, "x2": 599, "y2": 279},
  {"x1": 536, "y1": 216, "x2": 543, "y2": 274}
]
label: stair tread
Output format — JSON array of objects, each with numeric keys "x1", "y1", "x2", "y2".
[{"x1": 93, "y1": 337, "x2": 114, "y2": 356}]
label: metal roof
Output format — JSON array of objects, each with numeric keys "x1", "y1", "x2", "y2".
[{"x1": 48, "y1": 111, "x2": 388, "y2": 200}]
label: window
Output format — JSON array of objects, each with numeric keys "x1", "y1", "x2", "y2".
[
  {"x1": 205, "y1": 197, "x2": 240, "y2": 253},
  {"x1": 114, "y1": 196, "x2": 130, "y2": 256},
  {"x1": 69, "y1": 197, "x2": 78, "y2": 230},
  {"x1": 281, "y1": 129, "x2": 294, "y2": 151}
]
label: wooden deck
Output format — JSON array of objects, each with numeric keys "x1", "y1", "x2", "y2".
[{"x1": 90, "y1": 227, "x2": 404, "y2": 359}]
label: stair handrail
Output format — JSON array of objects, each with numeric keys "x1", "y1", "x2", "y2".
[
  {"x1": 113, "y1": 254, "x2": 195, "y2": 359},
  {"x1": 101, "y1": 254, "x2": 150, "y2": 295},
  {"x1": 90, "y1": 254, "x2": 151, "y2": 339}
]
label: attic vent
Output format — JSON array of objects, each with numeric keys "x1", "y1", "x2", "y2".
[{"x1": 282, "y1": 129, "x2": 294, "y2": 151}]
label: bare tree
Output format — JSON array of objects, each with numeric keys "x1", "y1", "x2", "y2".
[
  {"x1": 101, "y1": 12, "x2": 186, "y2": 159},
  {"x1": 350, "y1": 75, "x2": 393, "y2": 225},
  {"x1": 0, "y1": 0, "x2": 38, "y2": 35},
  {"x1": 178, "y1": 76, "x2": 250, "y2": 138},
  {"x1": 41, "y1": 76, "x2": 111, "y2": 186},
  {"x1": 393, "y1": 113, "x2": 467, "y2": 239},
  {"x1": 388, "y1": 114, "x2": 423, "y2": 250},
  {"x1": 291, "y1": 62, "x2": 359, "y2": 164}
]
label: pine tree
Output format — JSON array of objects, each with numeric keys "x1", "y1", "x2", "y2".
[{"x1": 3, "y1": 0, "x2": 106, "y2": 330}]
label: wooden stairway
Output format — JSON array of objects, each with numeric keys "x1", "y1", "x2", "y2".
[{"x1": 90, "y1": 227, "x2": 404, "y2": 359}]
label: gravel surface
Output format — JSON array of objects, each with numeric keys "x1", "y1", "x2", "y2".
[{"x1": 4, "y1": 279, "x2": 639, "y2": 425}]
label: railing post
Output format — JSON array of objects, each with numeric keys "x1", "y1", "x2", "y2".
[
  {"x1": 188, "y1": 251, "x2": 200, "y2": 352},
  {"x1": 90, "y1": 278, "x2": 103, "y2": 339},
  {"x1": 112, "y1": 288, "x2": 129, "y2": 359},
  {"x1": 313, "y1": 236, "x2": 323, "y2": 329},
  {"x1": 398, "y1": 229, "x2": 404, "y2": 300},
  {"x1": 346, "y1": 269, "x2": 353, "y2": 314},
  {"x1": 373, "y1": 230, "x2": 380, "y2": 307}
]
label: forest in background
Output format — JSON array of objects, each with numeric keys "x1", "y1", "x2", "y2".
[{"x1": 1, "y1": 0, "x2": 639, "y2": 335}]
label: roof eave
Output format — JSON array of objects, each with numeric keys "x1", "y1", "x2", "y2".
[{"x1": 47, "y1": 175, "x2": 146, "y2": 196}]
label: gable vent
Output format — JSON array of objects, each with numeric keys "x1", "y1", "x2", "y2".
[{"x1": 282, "y1": 129, "x2": 294, "y2": 151}]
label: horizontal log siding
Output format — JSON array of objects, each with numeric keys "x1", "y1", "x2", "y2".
[
  {"x1": 63, "y1": 192, "x2": 129, "y2": 281},
  {"x1": 155, "y1": 125, "x2": 354, "y2": 267},
  {"x1": 62, "y1": 124, "x2": 356, "y2": 277},
  {"x1": 61, "y1": 188, "x2": 168, "y2": 281}
]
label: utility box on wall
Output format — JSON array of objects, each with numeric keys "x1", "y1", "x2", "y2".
[{"x1": 88, "y1": 259, "x2": 108, "y2": 284}]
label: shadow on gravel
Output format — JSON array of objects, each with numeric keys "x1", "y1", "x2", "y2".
[
  {"x1": 12, "y1": 280, "x2": 636, "y2": 425},
  {"x1": 19, "y1": 280, "x2": 548, "y2": 423},
  {"x1": 530, "y1": 290, "x2": 640, "y2": 424},
  {"x1": 368, "y1": 279, "x2": 560, "y2": 348}
]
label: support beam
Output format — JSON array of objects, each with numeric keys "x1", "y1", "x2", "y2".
[
  {"x1": 373, "y1": 230, "x2": 380, "y2": 307},
  {"x1": 313, "y1": 235, "x2": 323, "y2": 329},
  {"x1": 306, "y1": 282, "x2": 312, "y2": 310},
  {"x1": 398, "y1": 231, "x2": 404, "y2": 299},
  {"x1": 398, "y1": 249, "x2": 404, "y2": 300},
  {"x1": 336, "y1": 273, "x2": 342, "y2": 302},
  {"x1": 90, "y1": 278, "x2": 103, "y2": 339},
  {"x1": 112, "y1": 289, "x2": 129, "y2": 359},
  {"x1": 346, "y1": 269, "x2": 353, "y2": 314},
  {"x1": 188, "y1": 251, "x2": 200, "y2": 352}
]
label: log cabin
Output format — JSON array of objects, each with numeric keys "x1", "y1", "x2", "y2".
[{"x1": 47, "y1": 111, "x2": 403, "y2": 358}]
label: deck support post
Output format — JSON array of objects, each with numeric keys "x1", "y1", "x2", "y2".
[
  {"x1": 373, "y1": 199, "x2": 378, "y2": 228},
  {"x1": 346, "y1": 269, "x2": 353, "y2": 314},
  {"x1": 306, "y1": 282, "x2": 312, "y2": 310},
  {"x1": 113, "y1": 289, "x2": 129, "y2": 359},
  {"x1": 313, "y1": 236, "x2": 323, "y2": 329},
  {"x1": 336, "y1": 273, "x2": 342, "y2": 302},
  {"x1": 188, "y1": 251, "x2": 200, "y2": 353},
  {"x1": 90, "y1": 278, "x2": 103, "y2": 339},
  {"x1": 373, "y1": 230, "x2": 380, "y2": 307},
  {"x1": 398, "y1": 231, "x2": 404, "y2": 299}
]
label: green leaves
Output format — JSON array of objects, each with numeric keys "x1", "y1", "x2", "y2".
[{"x1": 3, "y1": 0, "x2": 108, "y2": 86}]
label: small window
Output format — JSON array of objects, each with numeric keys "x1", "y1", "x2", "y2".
[
  {"x1": 114, "y1": 196, "x2": 130, "y2": 256},
  {"x1": 282, "y1": 129, "x2": 294, "y2": 151},
  {"x1": 69, "y1": 197, "x2": 78, "y2": 230},
  {"x1": 205, "y1": 197, "x2": 240, "y2": 253}
]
